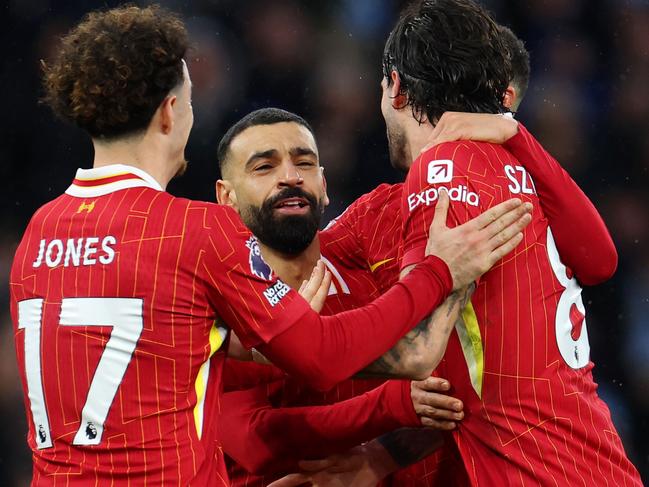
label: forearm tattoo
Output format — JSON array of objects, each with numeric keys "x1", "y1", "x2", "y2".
[{"x1": 357, "y1": 284, "x2": 475, "y2": 378}]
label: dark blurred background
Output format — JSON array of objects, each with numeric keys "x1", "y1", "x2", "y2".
[{"x1": 1, "y1": 0, "x2": 647, "y2": 484}]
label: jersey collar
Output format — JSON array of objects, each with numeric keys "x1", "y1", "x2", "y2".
[
  {"x1": 321, "y1": 255, "x2": 351, "y2": 296},
  {"x1": 65, "y1": 164, "x2": 164, "y2": 197}
]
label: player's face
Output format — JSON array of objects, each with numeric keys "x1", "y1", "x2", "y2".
[
  {"x1": 220, "y1": 122, "x2": 329, "y2": 255},
  {"x1": 171, "y1": 61, "x2": 194, "y2": 178},
  {"x1": 380, "y1": 77, "x2": 410, "y2": 172}
]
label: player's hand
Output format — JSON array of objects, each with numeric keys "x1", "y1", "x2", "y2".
[
  {"x1": 425, "y1": 190, "x2": 532, "y2": 290},
  {"x1": 267, "y1": 442, "x2": 396, "y2": 487},
  {"x1": 299, "y1": 260, "x2": 332, "y2": 313},
  {"x1": 422, "y1": 112, "x2": 519, "y2": 152},
  {"x1": 411, "y1": 377, "x2": 463, "y2": 429}
]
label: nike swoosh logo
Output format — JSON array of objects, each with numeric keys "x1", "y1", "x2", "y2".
[{"x1": 369, "y1": 258, "x2": 395, "y2": 272}]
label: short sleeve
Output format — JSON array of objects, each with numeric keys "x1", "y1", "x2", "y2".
[{"x1": 199, "y1": 204, "x2": 312, "y2": 349}]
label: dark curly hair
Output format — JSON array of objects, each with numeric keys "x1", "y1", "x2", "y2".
[
  {"x1": 42, "y1": 4, "x2": 189, "y2": 140},
  {"x1": 382, "y1": 0, "x2": 512, "y2": 124}
]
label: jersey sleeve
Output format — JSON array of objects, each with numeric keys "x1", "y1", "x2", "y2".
[
  {"x1": 218, "y1": 379, "x2": 419, "y2": 475},
  {"x1": 401, "y1": 143, "x2": 484, "y2": 270},
  {"x1": 200, "y1": 204, "x2": 313, "y2": 348},
  {"x1": 504, "y1": 124, "x2": 618, "y2": 285}
]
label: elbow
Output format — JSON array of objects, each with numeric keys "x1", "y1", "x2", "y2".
[
  {"x1": 578, "y1": 248, "x2": 618, "y2": 286},
  {"x1": 401, "y1": 352, "x2": 441, "y2": 381}
]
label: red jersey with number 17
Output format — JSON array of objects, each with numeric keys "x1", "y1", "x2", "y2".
[
  {"x1": 401, "y1": 141, "x2": 641, "y2": 486},
  {"x1": 9, "y1": 164, "x2": 312, "y2": 486}
]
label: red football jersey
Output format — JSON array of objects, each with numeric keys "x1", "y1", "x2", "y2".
[
  {"x1": 325, "y1": 183, "x2": 469, "y2": 486},
  {"x1": 224, "y1": 231, "x2": 388, "y2": 487},
  {"x1": 9, "y1": 165, "x2": 311, "y2": 486},
  {"x1": 401, "y1": 142, "x2": 642, "y2": 486},
  {"x1": 323, "y1": 183, "x2": 403, "y2": 292}
]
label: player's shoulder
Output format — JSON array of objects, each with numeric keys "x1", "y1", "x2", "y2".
[
  {"x1": 324, "y1": 183, "x2": 403, "y2": 232},
  {"x1": 413, "y1": 140, "x2": 511, "y2": 180},
  {"x1": 418, "y1": 140, "x2": 489, "y2": 164}
]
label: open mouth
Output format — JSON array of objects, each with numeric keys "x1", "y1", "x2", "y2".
[{"x1": 273, "y1": 197, "x2": 311, "y2": 214}]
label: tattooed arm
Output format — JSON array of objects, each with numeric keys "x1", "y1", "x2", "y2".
[{"x1": 356, "y1": 284, "x2": 475, "y2": 379}]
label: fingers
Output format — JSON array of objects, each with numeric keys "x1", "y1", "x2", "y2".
[
  {"x1": 420, "y1": 416, "x2": 458, "y2": 430},
  {"x1": 299, "y1": 261, "x2": 332, "y2": 312},
  {"x1": 298, "y1": 457, "x2": 340, "y2": 472},
  {"x1": 430, "y1": 189, "x2": 450, "y2": 232},
  {"x1": 471, "y1": 198, "x2": 523, "y2": 230},
  {"x1": 489, "y1": 231, "x2": 525, "y2": 263},
  {"x1": 413, "y1": 376, "x2": 450, "y2": 392},
  {"x1": 488, "y1": 211, "x2": 532, "y2": 249},
  {"x1": 298, "y1": 279, "x2": 308, "y2": 294},
  {"x1": 483, "y1": 202, "x2": 533, "y2": 240},
  {"x1": 309, "y1": 269, "x2": 332, "y2": 313},
  {"x1": 267, "y1": 473, "x2": 311, "y2": 487}
]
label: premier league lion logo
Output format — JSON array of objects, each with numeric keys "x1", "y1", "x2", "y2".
[{"x1": 245, "y1": 236, "x2": 273, "y2": 280}]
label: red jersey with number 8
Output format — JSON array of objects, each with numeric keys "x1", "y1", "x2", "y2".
[
  {"x1": 401, "y1": 141, "x2": 641, "y2": 486},
  {"x1": 9, "y1": 165, "x2": 313, "y2": 486}
]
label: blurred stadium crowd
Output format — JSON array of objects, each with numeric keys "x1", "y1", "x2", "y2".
[{"x1": 1, "y1": 0, "x2": 647, "y2": 484}]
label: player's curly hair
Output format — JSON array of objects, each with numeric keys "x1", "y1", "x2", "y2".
[
  {"x1": 382, "y1": 0, "x2": 511, "y2": 124},
  {"x1": 42, "y1": 4, "x2": 189, "y2": 140}
]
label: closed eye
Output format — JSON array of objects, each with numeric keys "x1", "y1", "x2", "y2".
[{"x1": 254, "y1": 163, "x2": 273, "y2": 171}]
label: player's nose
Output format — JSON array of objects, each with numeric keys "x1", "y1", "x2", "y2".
[{"x1": 278, "y1": 162, "x2": 304, "y2": 187}]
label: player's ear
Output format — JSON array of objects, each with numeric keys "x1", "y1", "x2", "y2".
[
  {"x1": 158, "y1": 95, "x2": 177, "y2": 135},
  {"x1": 389, "y1": 70, "x2": 408, "y2": 110},
  {"x1": 503, "y1": 85, "x2": 517, "y2": 110},
  {"x1": 216, "y1": 179, "x2": 238, "y2": 208},
  {"x1": 320, "y1": 167, "x2": 330, "y2": 209}
]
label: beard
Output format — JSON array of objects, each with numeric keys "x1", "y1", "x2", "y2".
[
  {"x1": 386, "y1": 121, "x2": 410, "y2": 173},
  {"x1": 240, "y1": 187, "x2": 324, "y2": 255}
]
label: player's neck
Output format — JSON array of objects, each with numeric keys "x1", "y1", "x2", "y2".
[
  {"x1": 258, "y1": 236, "x2": 322, "y2": 290},
  {"x1": 403, "y1": 118, "x2": 435, "y2": 167},
  {"x1": 92, "y1": 134, "x2": 175, "y2": 189}
]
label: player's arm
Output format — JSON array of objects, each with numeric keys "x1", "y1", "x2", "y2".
[
  {"x1": 426, "y1": 112, "x2": 617, "y2": 285},
  {"x1": 218, "y1": 379, "x2": 420, "y2": 475},
  {"x1": 209, "y1": 200, "x2": 529, "y2": 391},
  {"x1": 267, "y1": 429, "x2": 445, "y2": 487},
  {"x1": 356, "y1": 284, "x2": 474, "y2": 379},
  {"x1": 259, "y1": 193, "x2": 530, "y2": 389}
]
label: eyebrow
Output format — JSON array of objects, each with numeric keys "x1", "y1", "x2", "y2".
[
  {"x1": 290, "y1": 147, "x2": 317, "y2": 158},
  {"x1": 244, "y1": 147, "x2": 317, "y2": 169},
  {"x1": 245, "y1": 149, "x2": 278, "y2": 169}
]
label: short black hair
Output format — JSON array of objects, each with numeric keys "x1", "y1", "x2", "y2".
[
  {"x1": 217, "y1": 108, "x2": 315, "y2": 175},
  {"x1": 499, "y1": 25, "x2": 531, "y2": 103},
  {"x1": 382, "y1": 0, "x2": 511, "y2": 124}
]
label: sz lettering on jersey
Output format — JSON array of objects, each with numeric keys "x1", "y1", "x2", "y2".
[
  {"x1": 408, "y1": 185, "x2": 479, "y2": 211},
  {"x1": 427, "y1": 159, "x2": 453, "y2": 184},
  {"x1": 504, "y1": 165, "x2": 536, "y2": 195},
  {"x1": 32, "y1": 236, "x2": 117, "y2": 268},
  {"x1": 263, "y1": 280, "x2": 291, "y2": 307}
]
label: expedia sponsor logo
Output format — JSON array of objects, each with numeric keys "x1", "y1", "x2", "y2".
[
  {"x1": 427, "y1": 160, "x2": 453, "y2": 184},
  {"x1": 263, "y1": 280, "x2": 291, "y2": 307},
  {"x1": 407, "y1": 185, "x2": 479, "y2": 211},
  {"x1": 245, "y1": 236, "x2": 273, "y2": 280}
]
